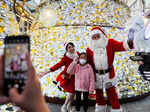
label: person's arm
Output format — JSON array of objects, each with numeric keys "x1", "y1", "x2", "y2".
[
  {"x1": 42, "y1": 68, "x2": 53, "y2": 76},
  {"x1": 50, "y1": 57, "x2": 65, "y2": 71},
  {"x1": 89, "y1": 65, "x2": 95, "y2": 94},
  {"x1": 111, "y1": 39, "x2": 133, "y2": 52},
  {"x1": 40, "y1": 57, "x2": 65, "y2": 77},
  {"x1": 67, "y1": 59, "x2": 78, "y2": 75}
]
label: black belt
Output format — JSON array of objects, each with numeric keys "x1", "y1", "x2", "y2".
[{"x1": 95, "y1": 66, "x2": 113, "y2": 75}]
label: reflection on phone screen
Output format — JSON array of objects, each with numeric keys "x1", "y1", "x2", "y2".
[{"x1": 4, "y1": 39, "x2": 29, "y2": 95}]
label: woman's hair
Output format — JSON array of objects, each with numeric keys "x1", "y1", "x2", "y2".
[
  {"x1": 65, "y1": 42, "x2": 75, "y2": 51},
  {"x1": 64, "y1": 42, "x2": 75, "y2": 56}
]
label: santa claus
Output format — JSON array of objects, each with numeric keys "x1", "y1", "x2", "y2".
[{"x1": 86, "y1": 26, "x2": 134, "y2": 112}]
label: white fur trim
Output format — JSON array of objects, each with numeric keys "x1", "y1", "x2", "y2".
[
  {"x1": 75, "y1": 88, "x2": 88, "y2": 92},
  {"x1": 93, "y1": 48, "x2": 108, "y2": 70},
  {"x1": 91, "y1": 29, "x2": 105, "y2": 37},
  {"x1": 64, "y1": 42, "x2": 72, "y2": 49},
  {"x1": 95, "y1": 73, "x2": 118, "y2": 89},
  {"x1": 123, "y1": 40, "x2": 131, "y2": 51},
  {"x1": 95, "y1": 104, "x2": 107, "y2": 112},
  {"x1": 64, "y1": 39, "x2": 74, "y2": 48},
  {"x1": 111, "y1": 108, "x2": 122, "y2": 112},
  {"x1": 66, "y1": 52, "x2": 78, "y2": 59}
]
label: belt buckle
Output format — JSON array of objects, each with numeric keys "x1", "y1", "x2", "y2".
[
  {"x1": 98, "y1": 70, "x2": 105, "y2": 75},
  {"x1": 98, "y1": 70, "x2": 101, "y2": 75},
  {"x1": 103, "y1": 70, "x2": 105, "y2": 74}
]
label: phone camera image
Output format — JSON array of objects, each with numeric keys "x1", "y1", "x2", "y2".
[{"x1": 3, "y1": 35, "x2": 30, "y2": 96}]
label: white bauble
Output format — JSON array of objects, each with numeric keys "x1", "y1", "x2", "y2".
[{"x1": 39, "y1": 8, "x2": 57, "y2": 27}]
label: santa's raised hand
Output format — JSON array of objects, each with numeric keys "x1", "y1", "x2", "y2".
[{"x1": 128, "y1": 28, "x2": 135, "y2": 41}]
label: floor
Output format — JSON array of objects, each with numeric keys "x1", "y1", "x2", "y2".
[
  {"x1": 1, "y1": 96, "x2": 150, "y2": 112},
  {"x1": 47, "y1": 96, "x2": 150, "y2": 112}
]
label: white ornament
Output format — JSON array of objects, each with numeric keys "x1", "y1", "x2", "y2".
[{"x1": 39, "y1": 7, "x2": 57, "y2": 27}]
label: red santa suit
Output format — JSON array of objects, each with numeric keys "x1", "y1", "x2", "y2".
[
  {"x1": 86, "y1": 27, "x2": 134, "y2": 112},
  {"x1": 50, "y1": 52, "x2": 79, "y2": 93}
]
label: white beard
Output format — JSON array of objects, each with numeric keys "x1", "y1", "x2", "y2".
[
  {"x1": 90, "y1": 36, "x2": 108, "y2": 50},
  {"x1": 90, "y1": 37, "x2": 108, "y2": 70},
  {"x1": 93, "y1": 48, "x2": 108, "y2": 70}
]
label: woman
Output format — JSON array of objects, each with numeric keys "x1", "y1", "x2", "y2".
[{"x1": 40, "y1": 42, "x2": 79, "y2": 112}]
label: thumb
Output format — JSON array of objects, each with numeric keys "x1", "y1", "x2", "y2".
[{"x1": 9, "y1": 88, "x2": 22, "y2": 105}]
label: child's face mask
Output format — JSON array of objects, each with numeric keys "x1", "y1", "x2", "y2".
[{"x1": 79, "y1": 59, "x2": 87, "y2": 65}]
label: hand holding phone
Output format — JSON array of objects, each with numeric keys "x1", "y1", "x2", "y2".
[
  {"x1": 1, "y1": 36, "x2": 49, "y2": 112},
  {"x1": 9, "y1": 53, "x2": 49, "y2": 112}
]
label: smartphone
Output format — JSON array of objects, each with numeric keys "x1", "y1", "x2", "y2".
[{"x1": 3, "y1": 35, "x2": 30, "y2": 96}]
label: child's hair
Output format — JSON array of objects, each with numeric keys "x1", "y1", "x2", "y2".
[
  {"x1": 79, "y1": 52, "x2": 87, "y2": 59},
  {"x1": 79, "y1": 52, "x2": 88, "y2": 64},
  {"x1": 65, "y1": 42, "x2": 75, "y2": 51}
]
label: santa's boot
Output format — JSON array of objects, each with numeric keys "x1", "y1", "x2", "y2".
[
  {"x1": 95, "y1": 104, "x2": 107, "y2": 112},
  {"x1": 111, "y1": 108, "x2": 122, "y2": 112},
  {"x1": 61, "y1": 104, "x2": 67, "y2": 112}
]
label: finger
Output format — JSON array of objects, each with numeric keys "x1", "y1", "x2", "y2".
[
  {"x1": 9, "y1": 88, "x2": 22, "y2": 105},
  {"x1": 0, "y1": 96, "x2": 9, "y2": 104},
  {"x1": 26, "y1": 52, "x2": 36, "y2": 80}
]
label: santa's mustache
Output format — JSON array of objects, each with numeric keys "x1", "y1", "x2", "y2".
[{"x1": 90, "y1": 37, "x2": 108, "y2": 49}]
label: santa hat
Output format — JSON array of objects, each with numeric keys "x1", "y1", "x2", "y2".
[
  {"x1": 90, "y1": 26, "x2": 107, "y2": 37},
  {"x1": 64, "y1": 39, "x2": 74, "y2": 49}
]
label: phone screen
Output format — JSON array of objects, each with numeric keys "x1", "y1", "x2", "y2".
[{"x1": 3, "y1": 35, "x2": 30, "y2": 96}]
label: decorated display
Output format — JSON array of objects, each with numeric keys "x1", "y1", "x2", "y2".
[{"x1": 0, "y1": 0, "x2": 150, "y2": 111}]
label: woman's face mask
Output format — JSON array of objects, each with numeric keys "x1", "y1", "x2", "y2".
[{"x1": 79, "y1": 59, "x2": 87, "y2": 65}]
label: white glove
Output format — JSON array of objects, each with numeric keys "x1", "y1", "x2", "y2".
[{"x1": 128, "y1": 28, "x2": 135, "y2": 41}]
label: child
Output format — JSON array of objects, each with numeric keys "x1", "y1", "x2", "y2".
[{"x1": 67, "y1": 52, "x2": 95, "y2": 112}]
